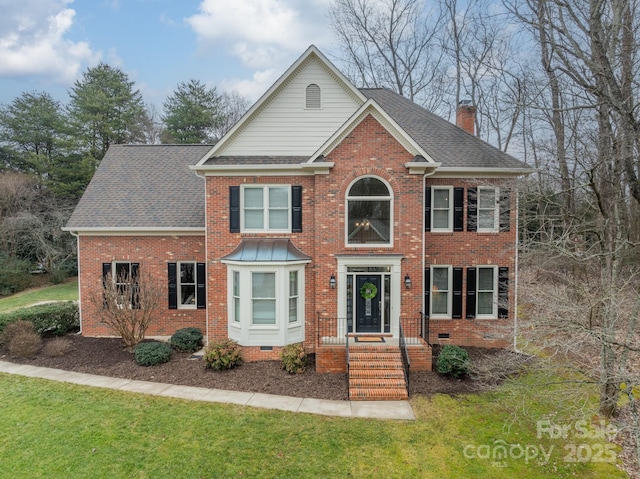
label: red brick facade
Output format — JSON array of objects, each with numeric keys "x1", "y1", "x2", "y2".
[{"x1": 76, "y1": 114, "x2": 517, "y2": 371}]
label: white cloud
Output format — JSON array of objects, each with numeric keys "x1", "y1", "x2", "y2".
[
  {"x1": 0, "y1": 0, "x2": 99, "y2": 84},
  {"x1": 186, "y1": 0, "x2": 332, "y2": 69},
  {"x1": 220, "y1": 68, "x2": 281, "y2": 103}
]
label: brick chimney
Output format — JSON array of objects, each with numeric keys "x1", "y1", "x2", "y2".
[{"x1": 456, "y1": 100, "x2": 476, "y2": 135}]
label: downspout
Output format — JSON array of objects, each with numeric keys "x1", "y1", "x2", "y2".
[
  {"x1": 513, "y1": 188, "x2": 520, "y2": 353},
  {"x1": 194, "y1": 169, "x2": 209, "y2": 345},
  {"x1": 68, "y1": 230, "x2": 82, "y2": 335}
]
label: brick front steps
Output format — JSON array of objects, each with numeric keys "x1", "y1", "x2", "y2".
[{"x1": 348, "y1": 346, "x2": 408, "y2": 400}]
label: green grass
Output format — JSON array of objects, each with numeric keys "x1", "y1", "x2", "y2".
[
  {"x1": 0, "y1": 371, "x2": 627, "y2": 479},
  {"x1": 0, "y1": 279, "x2": 78, "y2": 313}
]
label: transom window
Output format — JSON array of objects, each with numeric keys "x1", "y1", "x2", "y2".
[
  {"x1": 242, "y1": 186, "x2": 290, "y2": 232},
  {"x1": 431, "y1": 266, "x2": 451, "y2": 317},
  {"x1": 346, "y1": 176, "x2": 392, "y2": 245},
  {"x1": 477, "y1": 266, "x2": 497, "y2": 317},
  {"x1": 431, "y1": 187, "x2": 453, "y2": 231},
  {"x1": 478, "y1": 187, "x2": 499, "y2": 231}
]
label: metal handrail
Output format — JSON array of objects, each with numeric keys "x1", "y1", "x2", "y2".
[
  {"x1": 421, "y1": 311, "x2": 430, "y2": 345},
  {"x1": 398, "y1": 322, "x2": 410, "y2": 398},
  {"x1": 346, "y1": 330, "x2": 351, "y2": 400}
]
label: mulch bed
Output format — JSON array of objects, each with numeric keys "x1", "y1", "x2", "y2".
[{"x1": 2, "y1": 334, "x2": 492, "y2": 401}]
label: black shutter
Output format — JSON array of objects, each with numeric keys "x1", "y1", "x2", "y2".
[
  {"x1": 168, "y1": 263, "x2": 177, "y2": 310},
  {"x1": 130, "y1": 263, "x2": 140, "y2": 309},
  {"x1": 291, "y1": 185, "x2": 302, "y2": 232},
  {"x1": 230, "y1": 186, "x2": 240, "y2": 233},
  {"x1": 424, "y1": 267, "x2": 430, "y2": 316},
  {"x1": 102, "y1": 263, "x2": 112, "y2": 308},
  {"x1": 453, "y1": 187, "x2": 464, "y2": 231},
  {"x1": 499, "y1": 189, "x2": 511, "y2": 232},
  {"x1": 196, "y1": 262, "x2": 206, "y2": 309},
  {"x1": 425, "y1": 187, "x2": 431, "y2": 231},
  {"x1": 452, "y1": 267, "x2": 463, "y2": 318},
  {"x1": 467, "y1": 188, "x2": 477, "y2": 232},
  {"x1": 498, "y1": 267, "x2": 509, "y2": 318},
  {"x1": 466, "y1": 267, "x2": 477, "y2": 319}
]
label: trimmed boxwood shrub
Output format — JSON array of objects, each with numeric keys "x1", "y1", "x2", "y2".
[
  {"x1": 134, "y1": 341, "x2": 172, "y2": 366},
  {"x1": 203, "y1": 338, "x2": 242, "y2": 370},
  {"x1": 170, "y1": 327, "x2": 203, "y2": 353},
  {"x1": 0, "y1": 302, "x2": 79, "y2": 337},
  {"x1": 280, "y1": 343, "x2": 307, "y2": 374},
  {"x1": 436, "y1": 345, "x2": 471, "y2": 378}
]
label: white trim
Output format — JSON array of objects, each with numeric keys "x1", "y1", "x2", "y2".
[
  {"x1": 63, "y1": 227, "x2": 205, "y2": 236},
  {"x1": 191, "y1": 163, "x2": 334, "y2": 176},
  {"x1": 240, "y1": 184, "x2": 291, "y2": 233},
  {"x1": 430, "y1": 265, "x2": 452, "y2": 318},
  {"x1": 336, "y1": 256, "x2": 403, "y2": 337},
  {"x1": 476, "y1": 265, "x2": 499, "y2": 319},
  {"x1": 345, "y1": 175, "x2": 394, "y2": 248},
  {"x1": 431, "y1": 167, "x2": 533, "y2": 178},
  {"x1": 430, "y1": 186, "x2": 454, "y2": 233}
]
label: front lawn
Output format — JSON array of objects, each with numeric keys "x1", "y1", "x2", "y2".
[{"x1": 0, "y1": 371, "x2": 626, "y2": 478}]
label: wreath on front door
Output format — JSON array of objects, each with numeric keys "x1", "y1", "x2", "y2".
[{"x1": 360, "y1": 282, "x2": 378, "y2": 300}]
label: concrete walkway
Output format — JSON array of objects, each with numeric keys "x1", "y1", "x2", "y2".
[{"x1": 0, "y1": 361, "x2": 415, "y2": 421}]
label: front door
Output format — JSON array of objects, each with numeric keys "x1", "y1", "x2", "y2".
[{"x1": 355, "y1": 275, "x2": 382, "y2": 333}]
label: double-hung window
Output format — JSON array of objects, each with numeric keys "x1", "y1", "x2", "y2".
[
  {"x1": 476, "y1": 266, "x2": 497, "y2": 318},
  {"x1": 430, "y1": 266, "x2": 451, "y2": 317},
  {"x1": 168, "y1": 262, "x2": 206, "y2": 310},
  {"x1": 178, "y1": 262, "x2": 196, "y2": 307},
  {"x1": 251, "y1": 272, "x2": 276, "y2": 325},
  {"x1": 243, "y1": 186, "x2": 290, "y2": 232},
  {"x1": 478, "y1": 187, "x2": 499, "y2": 232},
  {"x1": 102, "y1": 262, "x2": 139, "y2": 309},
  {"x1": 289, "y1": 271, "x2": 299, "y2": 323},
  {"x1": 431, "y1": 187, "x2": 453, "y2": 231}
]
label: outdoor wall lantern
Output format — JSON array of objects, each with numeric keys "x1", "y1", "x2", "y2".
[
  {"x1": 404, "y1": 274, "x2": 412, "y2": 289},
  {"x1": 329, "y1": 274, "x2": 337, "y2": 289}
]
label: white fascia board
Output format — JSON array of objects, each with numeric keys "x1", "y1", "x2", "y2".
[
  {"x1": 61, "y1": 227, "x2": 205, "y2": 236},
  {"x1": 191, "y1": 163, "x2": 333, "y2": 176},
  {"x1": 195, "y1": 45, "x2": 366, "y2": 167},
  {"x1": 307, "y1": 99, "x2": 437, "y2": 164},
  {"x1": 405, "y1": 162, "x2": 442, "y2": 175},
  {"x1": 432, "y1": 167, "x2": 534, "y2": 178}
]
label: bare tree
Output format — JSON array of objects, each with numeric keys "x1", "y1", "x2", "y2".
[
  {"x1": 89, "y1": 268, "x2": 162, "y2": 350},
  {"x1": 328, "y1": 0, "x2": 448, "y2": 111}
]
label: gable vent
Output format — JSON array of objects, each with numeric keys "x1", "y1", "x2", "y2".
[{"x1": 306, "y1": 84, "x2": 321, "y2": 109}]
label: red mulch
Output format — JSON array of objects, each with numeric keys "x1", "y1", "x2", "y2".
[{"x1": 2, "y1": 334, "x2": 491, "y2": 401}]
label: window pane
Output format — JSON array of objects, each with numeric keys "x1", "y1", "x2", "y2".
[
  {"x1": 269, "y1": 210, "x2": 288, "y2": 229},
  {"x1": 180, "y1": 263, "x2": 194, "y2": 284},
  {"x1": 181, "y1": 285, "x2": 196, "y2": 304},
  {"x1": 477, "y1": 292, "x2": 493, "y2": 315},
  {"x1": 478, "y1": 211, "x2": 495, "y2": 229},
  {"x1": 232, "y1": 271, "x2": 240, "y2": 296},
  {"x1": 244, "y1": 188, "x2": 263, "y2": 207},
  {"x1": 478, "y1": 268, "x2": 494, "y2": 290},
  {"x1": 269, "y1": 187, "x2": 289, "y2": 207},
  {"x1": 479, "y1": 189, "x2": 496, "y2": 208},
  {"x1": 234, "y1": 297, "x2": 240, "y2": 323},
  {"x1": 433, "y1": 189, "x2": 450, "y2": 208},
  {"x1": 289, "y1": 297, "x2": 298, "y2": 323},
  {"x1": 432, "y1": 268, "x2": 449, "y2": 291},
  {"x1": 253, "y1": 300, "x2": 276, "y2": 324},
  {"x1": 244, "y1": 210, "x2": 264, "y2": 229},
  {"x1": 433, "y1": 210, "x2": 449, "y2": 229},
  {"x1": 349, "y1": 177, "x2": 389, "y2": 196},
  {"x1": 432, "y1": 292, "x2": 449, "y2": 315},
  {"x1": 252, "y1": 272, "x2": 275, "y2": 297},
  {"x1": 347, "y1": 200, "x2": 391, "y2": 243},
  {"x1": 289, "y1": 271, "x2": 298, "y2": 296}
]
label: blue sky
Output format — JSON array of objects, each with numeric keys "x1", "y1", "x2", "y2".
[{"x1": 0, "y1": 0, "x2": 335, "y2": 109}]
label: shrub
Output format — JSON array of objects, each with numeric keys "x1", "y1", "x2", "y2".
[
  {"x1": 436, "y1": 345, "x2": 471, "y2": 378},
  {"x1": 170, "y1": 327, "x2": 203, "y2": 353},
  {"x1": 134, "y1": 341, "x2": 172, "y2": 366},
  {"x1": 280, "y1": 343, "x2": 307, "y2": 374},
  {"x1": 0, "y1": 302, "x2": 79, "y2": 337},
  {"x1": 43, "y1": 337, "x2": 74, "y2": 357},
  {"x1": 3, "y1": 320, "x2": 42, "y2": 358},
  {"x1": 203, "y1": 338, "x2": 242, "y2": 370}
]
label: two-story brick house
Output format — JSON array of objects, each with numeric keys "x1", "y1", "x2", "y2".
[{"x1": 64, "y1": 46, "x2": 530, "y2": 399}]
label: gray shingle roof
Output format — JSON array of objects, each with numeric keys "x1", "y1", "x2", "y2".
[
  {"x1": 360, "y1": 88, "x2": 528, "y2": 170},
  {"x1": 65, "y1": 144, "x2": 212, "y2": 229}
]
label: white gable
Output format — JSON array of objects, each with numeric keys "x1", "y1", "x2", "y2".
[{"x1": 216, "y1": 55, "x2": 363, "y2": 157}]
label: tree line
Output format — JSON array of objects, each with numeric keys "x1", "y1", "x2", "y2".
[{"x1": 0, "y1": 63, "x2": 249, "y2": 292}]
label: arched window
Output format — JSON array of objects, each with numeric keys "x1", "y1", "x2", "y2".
[
  {"x1": 346, "y1": 176, "x2": 393, "y2": 245},
  {"x1": 306, "y1": 84, "x2": 321, "y2": 109}
]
